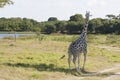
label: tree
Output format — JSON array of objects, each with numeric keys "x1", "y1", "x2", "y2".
[
  {"x1": 68, "y1": 14, "x2": 85, "y2": 34},
  {"x1": 56, "y1": 21, "x2": 67, "y2": 33},
  {"x1": 48, "y1": 17, "x2": 58, "y2": 21},
  {"x1": 69, "y1": 14, "x2": 84, "y2": 22},
  {"x1": 44, "y1": 23, "x2": 56, "y2": 34},
  {"x1": 89, "y1": 18, "x2": 103, "y2": 33},
  {"x1": 8, "y1": 18, "x2": 20, "y2": 41},
  {"x1": 66, "y1": 21, "x2": 84, "y2": 34},
  {"x1": 21, "y1": 18, "x2": 33, "y2": 31},
  {"x1": 111, "y1": 20, "x2": 120, "y2": 34},
  {"x1": 106, "y1": 14, "x2": 117, "y2": 20},
  {"x1": 117, "y1": 14, "x2": 120, "y2": 20},
  {"x1": 0, "y1": 0, "x2": 13, "y2": 8},
  {"x1": 0, "y1": 17, "x2": 7, "y2": 31}
]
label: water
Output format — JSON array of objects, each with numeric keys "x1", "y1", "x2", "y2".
[{"x1": 0, "y1": 34, "x2": 33, "y2": 38}]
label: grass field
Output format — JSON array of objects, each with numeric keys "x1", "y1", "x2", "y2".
[{"x1": 0, "y1": 34, "x2": 120, "y2": 80}]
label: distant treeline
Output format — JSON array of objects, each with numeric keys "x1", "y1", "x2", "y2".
[{"x1": 0, "y1": 14, "x2": 120, "y2": 34}]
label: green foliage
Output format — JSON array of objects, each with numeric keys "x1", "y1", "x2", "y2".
[
  {"x1": 55, "y1": 21, "x2": 67, "y2": 33},
  {"x1": 48, "y1": 17, "x2": 58, "y2": 21},
  {"x1": 89, "y1": 18, "x2": 103, "y2": 33},
  {"x1": 0, "y1": 0, "x2": 13, "y2": 8},
  {"x1": 21, "y1": 18, "x2": 34, "y2": 31},
  {"x1": 69, "y1": 14, "x2": 84, "y2": 22},
  {"x1": 0, "y1": 13, "x2": 120, "y2": 34},
  {"x1": 66, "y1": 21, "x2": 84, "y2": 34},
  {"x1": 44, "y1": 22, "x2": 56, "y2": 34},
  {"x1": 106, "y1": 14, "x2": 117, "y2": 20}
]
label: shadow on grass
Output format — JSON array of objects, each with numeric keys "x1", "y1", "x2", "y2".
[
  {"x1": 4, "y1": 63, "x2": 119, "y2": 77},
  {"x1": 4, "y1": 62, "x2": 92, "y2": 76},
  {"x1": 4, "y1": 63, "x2": 70, "y2": 74}
]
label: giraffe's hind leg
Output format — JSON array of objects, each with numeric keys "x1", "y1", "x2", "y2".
[
  {"x1": 78, "y1": 53, "x2": 81, "y2": 70},
  {"x1": 68, "y1": 51, "x2": 72, "y2": 70},
  {"x1": 82, "y1": 51, "x2": 87, "y2": 71},
  {"x1": 73, "y1": 54, "x2": 77, "y2": 70}
]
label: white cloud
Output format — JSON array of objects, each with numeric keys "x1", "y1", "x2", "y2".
[
  {"x1": 99, "y1": 0, "x2": 108, "y2": 6},
  {"x1": 87, "y1": 0, "x2": 108, "y2": 7},
  {"x1": 1, "y1": 0, "x2": 120, "y2": 21},
  {"x1": 87, "y1": 0, "x2": 97, "y2": 6}
]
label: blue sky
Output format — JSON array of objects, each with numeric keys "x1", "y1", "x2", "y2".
[{"x1": 0, "y1": 0, "x2": 120, "y2": 21}]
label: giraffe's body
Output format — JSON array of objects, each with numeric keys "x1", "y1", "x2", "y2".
[{"x1": 68, "y1": 11, "x2": 90, "y2": 71}]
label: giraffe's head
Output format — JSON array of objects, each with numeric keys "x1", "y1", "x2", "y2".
[{"x1": 85, "y1": 11, "x2": 91, "y2": 23}]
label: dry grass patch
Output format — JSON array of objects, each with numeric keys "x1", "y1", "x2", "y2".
[{"x1": 0, "y1": 34, "x2": 120, "y2": 80}]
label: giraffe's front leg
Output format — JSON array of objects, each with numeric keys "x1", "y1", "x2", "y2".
[{"x1": 78, "y1": 53, "x2": 81, "y2": 71}]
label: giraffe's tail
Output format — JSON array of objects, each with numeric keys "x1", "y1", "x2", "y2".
[{"x1": 60, "y1": 55, "x2": 65, "y2": 59}]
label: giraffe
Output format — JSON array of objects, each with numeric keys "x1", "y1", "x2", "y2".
[{"x1": 68, "y1": 11, "x2": 91, "y2": 71}]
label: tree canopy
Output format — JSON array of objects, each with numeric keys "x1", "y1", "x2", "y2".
[
  {"x1": 48, "y1": 17, "x2": 58, "y2": 21},
  {"x1": 0, "y1": 13, "x2": 120, "y2": 34},
  {"x1": 69, "y1": 14, "x2": 84, "y2": 22},
  {"x1": 0, "y1": 0, "x2": 13, "y2": 8}
]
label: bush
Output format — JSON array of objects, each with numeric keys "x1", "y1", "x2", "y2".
[
  {"x1": 3, "y1": 36, "x2": 14, "y2": 40},
  {"x1": 18, "y1": 35, "x2": 35, "y2": 40}
]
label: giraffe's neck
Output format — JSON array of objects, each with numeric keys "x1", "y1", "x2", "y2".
[
  {"x1": 79, "y1": 11, "x2": 90, "y2": 40},
  {"x1": 79, "y1": 21, "x2": 89, "y2": 39}
]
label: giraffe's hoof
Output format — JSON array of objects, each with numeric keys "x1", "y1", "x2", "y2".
[{"x1": 81, "y1": 69, "x2": 88, "y2": 73}]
